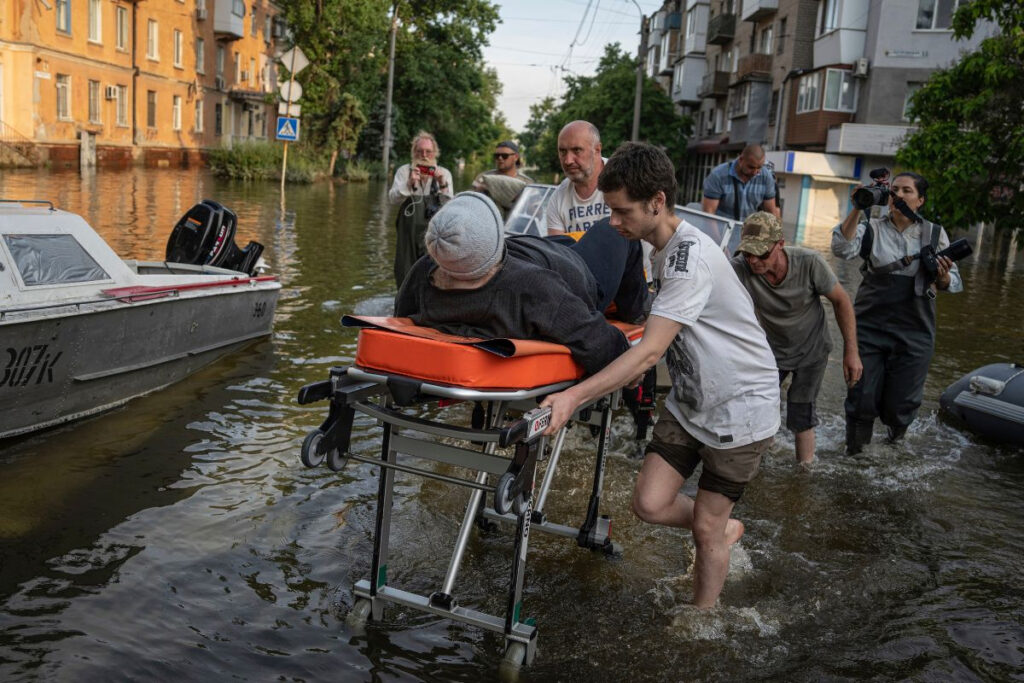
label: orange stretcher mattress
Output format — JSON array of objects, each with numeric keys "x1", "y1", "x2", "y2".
[{"x1": 343, "y1": 315, "x2": 643, "y2": 390}]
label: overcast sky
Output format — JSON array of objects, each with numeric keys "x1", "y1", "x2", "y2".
[{"x1": 482, "y1": 0, "x2": 662, "y2": 132}]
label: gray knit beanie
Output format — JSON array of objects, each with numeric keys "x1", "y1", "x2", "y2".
[{"x1": 425, "y1": 191, "x2": 505, "y2": 281}]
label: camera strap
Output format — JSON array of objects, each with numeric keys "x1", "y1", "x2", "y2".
[
  {"x1": 870, "y1": 220, "x2": 942, "y2": 275},
  {"x1": 731, "y1": 177, "x2": 742, "y2": 221}
]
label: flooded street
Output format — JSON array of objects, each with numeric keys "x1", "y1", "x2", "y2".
[{"x1": 1, "y1": 167, "x2": 1022, "y2": 681}]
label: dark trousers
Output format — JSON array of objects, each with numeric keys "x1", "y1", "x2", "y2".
[
  {"x1": 844, "y1": 323, "x2": 933, "y2": 438},
  {"x1": 551, "y1": 218, "x2": 648, "y2": 323}
]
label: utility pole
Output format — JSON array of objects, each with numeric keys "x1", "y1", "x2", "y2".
[
  {"x1": 631, "y1": 5, "x2": 649, "y2": 142},
  {"x1": 381, "y1": 2, "x2": 399, "y2": 175}
]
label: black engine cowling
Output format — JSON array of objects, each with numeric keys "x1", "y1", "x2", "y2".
[{"x1": 165, "y1": 200, "x2": 264, "y2": 276}]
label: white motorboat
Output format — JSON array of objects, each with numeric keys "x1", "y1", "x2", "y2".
[{"x1": 0, "y1": 199, "x2": 281, "y2": 439}]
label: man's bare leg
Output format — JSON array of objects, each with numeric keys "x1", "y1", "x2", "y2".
[
  {"x1": 691, "y1": 488, "x2": 737, "y2": 609},
  {"x1": 632, "y1": 453, "x2": 745, "y2": 548},
  {"x1": 794, "y1": 428, "x2": 815, "y2": 464}
]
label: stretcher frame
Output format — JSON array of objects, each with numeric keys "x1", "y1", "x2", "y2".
[{"x1": 296, "y1": 363, "x2": 628, "y2": 669}]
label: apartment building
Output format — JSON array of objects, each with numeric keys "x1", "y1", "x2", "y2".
[
  {"x1": 0, "y1": 0, "x2": 282, "y2": 169},
  {"x1": 648, "y1": 0, "x2": 990, "y2": 231}
]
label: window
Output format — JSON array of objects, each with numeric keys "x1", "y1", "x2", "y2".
[
  {"x1": 214, "y1": 103, "x2": 223, "y2": 136},
  {"x1": 249, "y1": 58, "x2": 255, "y2": 85},
  {"x1": 902, "y1": 82, "x2": 923, "y2": 121},
  {"x1": 823, "y1": 68, "x2": 857, "y2": 112},
  {"x1": 116, "y1": 85, "x2": 128, "y2": 126},
  {"x1": 687, "y1": 9, "x2": 697, "y2": 37},
  {"x1": 116, "y1": 6, "x2": 128, "y2": 50},
  {"x1": 234, "y1": 51, "x2": 241, "y2": 82},
  {"x1": 56, "y1": 0, "x2": 71, "y2": 33},
  {"x1": 232, "y1": 0, "x2": 245, "y2": 18},
  {"x1": 196, "y1": 38, "x2": 205, "y2": 74},
  {"x1": 797, "y1": 71, "x2": 821, "y2": 113},
  {"x1": 777, "y1": 17, "x2": 786, "y2": 55},
  {"x1": 265, "y1": 16, "x2": 271, "y2": 43},
  {"x1": 728, "y1": 82, "x2": 750, "y2": 118},
  {"x1": 147, "y1": 20, "x2": 159, "y2": 60},
  {"x1": 195, "y1": 99, "x2": 204, "y2": 133},
  {"x1": 916, "y1": 0, "x2": 961, "y2": 29},
  {"x1": 173, "y1": 30, "x2": 183, "y2": 68},
  {"x1": 819, "y1": 0, "x2": 839, "y2": 35},
  {"x1": 146, "y1": 90, "x2": 156, "y2": 127},
  {"x1": 768, "y1": 89, "x2": 779, "y2": 125},
  {"x1": 56, "y1": 74, "x2": 71, "y2": 120},
  {"x1": 88, "y1": 0, "x2": 102, "y2": 42},
  {"x1": 251, "y1": 7, "x2": 258, "y2": 35},
  {"x1": 88, "y1": 80, "x2": 101, "y2": 123},
  {"x1": 759, "y1": 26, "x2": 773, "y2": 54},
  {"x1": 3, "y1": 235, "x2": 109, "y2": 286},
  {"x1": 172, "y1": 95, "x2": 182, "y2": 130},
  {"x1": 216, "y1": 46, "x2": 225, "y2": 77}
]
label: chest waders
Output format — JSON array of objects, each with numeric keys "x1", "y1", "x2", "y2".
[
  {"x1": 394, "y1": 179, "x2": 444, "y2": 287},
  {"x1": 845, "y1": 221, "x2": 941, "y2": 453}
]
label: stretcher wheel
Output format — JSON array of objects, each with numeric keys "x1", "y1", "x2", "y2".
[
  {"x1": 347, "y1": 598, "x2": 372, "y2": 626},
  {"x1": 300, "y1": 430, "x2": 326, "y2": 468},
  {"x1": 500, "y1": 641, "x2": 527, "y2": 674},
  {"x1": 326, "y1": 446, "x2": 350, "y2": 472},
  {"x1": 494, "y1": 472, "x2": 516, "y2": 515},
  {"x1": 512, "y1": 492, "x2": 529, "y2": 517}
]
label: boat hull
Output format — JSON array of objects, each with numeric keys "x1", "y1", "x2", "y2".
[
  {"x1": 939, "y1": 363, "x2": 1024, "y2": 446},
  {"x1": 1, "y1": 286, "x2": 280, "y2": 439}
]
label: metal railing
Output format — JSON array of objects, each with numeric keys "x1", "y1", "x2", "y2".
[{"x1": 0, "y1": 120, "x2": 39, "y2": 165}]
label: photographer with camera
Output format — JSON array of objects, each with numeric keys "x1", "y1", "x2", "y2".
[
  {"x1": 388, "y1": 131, "x2": 455, "y2": 287},
  {"x1": 832, "y1": 170, "x2": 964, "y2": 454}
]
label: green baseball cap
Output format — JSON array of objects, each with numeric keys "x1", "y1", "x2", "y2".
[{"x1": 737, "y1": 211, "x2": 783, "y2": 256}]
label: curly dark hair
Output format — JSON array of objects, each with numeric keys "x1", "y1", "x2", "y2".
[{"x1": 597, "y1": 142, "x2": 677, "y2": 204}]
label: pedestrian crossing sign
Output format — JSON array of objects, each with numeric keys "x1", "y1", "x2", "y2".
[{"x1": 276, "y1": 116, "x2": 300, "y2": 142}]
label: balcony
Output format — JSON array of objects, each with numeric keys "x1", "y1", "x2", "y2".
[
  {"x1": 698, "y1": 70, "x2": 730, "y2": 98},
  {"x1": 707, "y1": 13, "x2": 735, "y2": 45},
  {"x1": 826, "y1": 123, "x2": 915, "y2": 156},
  {"x1": 214, "y1": 2, "x2": 245, "y2": 41},
  {"x1": 741, "y1": 0, "x2": 778, "y2": 23},
  {"x1": 671, "y1": 55, "x2": 706, "y2": 104},
  {"x1": 736, "y1": 52, "x2": 772, "y2": 81}
]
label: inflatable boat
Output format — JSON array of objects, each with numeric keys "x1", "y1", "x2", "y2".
[{"x1": 939, "y1": 363, "x2": 1024, "y2": 447}]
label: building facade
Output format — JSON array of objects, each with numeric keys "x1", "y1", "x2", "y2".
[
  {"x1": 0, "y1": 0, "x2": 283, "y2": 168},
  {"x1": 647, "y1": 0, "x2": 991, "y2": 231}
]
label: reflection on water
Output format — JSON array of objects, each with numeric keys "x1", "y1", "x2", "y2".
[{"x1": 1, "y1": 168, "x2": 1022, "y2": 681}]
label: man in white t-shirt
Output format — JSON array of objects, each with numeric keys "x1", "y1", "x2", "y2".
[
  {"x1": 545, "y1": 120, "x2": 610, "y2": 235},
  {"x1": 542, "y1": 142, "x2": 779, "y2": 610}
]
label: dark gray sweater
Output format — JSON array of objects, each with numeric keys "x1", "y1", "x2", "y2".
[{"x1": 395, "y1": 236, "x2": 629, "y2": 376}]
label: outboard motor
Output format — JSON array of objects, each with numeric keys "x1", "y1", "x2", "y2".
[{"x1": 165, "y1": 199, "x2": 264, "y2": 276}]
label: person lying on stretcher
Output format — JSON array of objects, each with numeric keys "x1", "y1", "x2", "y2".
[{"x1": 395, "y1": 191, "x2": 649, "y2": 376}]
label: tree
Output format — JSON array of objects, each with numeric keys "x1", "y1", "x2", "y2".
[
  {"x1": 358, "y1": 0, "x2": 503, "y2": 166},
  {"x1": 520, "y1": 44, "x2": 693, "y2": 174},
  {"x1": 896, "y1": 0, "x2": 1024, "y2": 236}
]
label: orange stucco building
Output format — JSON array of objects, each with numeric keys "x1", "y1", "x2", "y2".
[{"x1": 0, "y1": 0, "x2": 282, "y2": 168}]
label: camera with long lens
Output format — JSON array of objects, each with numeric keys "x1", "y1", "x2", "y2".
[
  {"x1": 919, "y1": 238, "x2": 973, "y2": 285},
  {"x1": 852, "y1": 168, "x2": 891, "y2": 210}
]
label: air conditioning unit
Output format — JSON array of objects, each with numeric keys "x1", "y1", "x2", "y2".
[
  {"x1": 853, "y1": 57, "x2": 870, "y2": 78},
  {"x1": 104, "y1": 85, "x2": 118, "y2": 99},
  {"x1": 214, "y1": 76, "x2": 226, "y2": 91},
  {"x1": 196, "y1": 8, "x2": 207, "y2": 21}
]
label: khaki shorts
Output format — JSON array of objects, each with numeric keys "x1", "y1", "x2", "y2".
[{"x1": 644, "y1": 411, "x2": 772, "y2": 502}]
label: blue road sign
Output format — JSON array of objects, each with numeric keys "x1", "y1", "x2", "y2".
[{"x1": 276, "y1": 116, "x2": 300, "y2": 142}]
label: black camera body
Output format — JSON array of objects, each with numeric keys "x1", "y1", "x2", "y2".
[
  {"x1": 919, "y1": 238, "x2": 973, "y2": 284},
  {"x1": 852, "y1": 167, "x2": 892, "y2": 210}
]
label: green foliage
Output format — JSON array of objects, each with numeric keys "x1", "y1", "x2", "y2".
[
  {"x1": 280, "y1": 1, "x2": 503, "y2": 170},
  {"x1": 520, "y1": 44, "x2": 693, "y2": 174},
  {"x1": 207, "y1": 142, "x2": 328, "y2": 183},
  {"x1": 341, "y1": 159, "x2": 371, "y2": 182},
  {"x1": 896, "y1": 2, "x2": 1024, "y2": 234}
]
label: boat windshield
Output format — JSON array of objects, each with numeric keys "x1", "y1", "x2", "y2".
[{"x1": 4, "y1": 234, "x2": 110, "y2": 286}]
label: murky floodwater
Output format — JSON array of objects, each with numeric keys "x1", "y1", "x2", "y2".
[{"x1": 1, "y1": 168, "x2": 1022, "y2": 681}]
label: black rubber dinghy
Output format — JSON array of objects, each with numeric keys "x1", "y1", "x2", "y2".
[{"x1": 939, "y1": 363, "x2": 1024, "y2": 446}]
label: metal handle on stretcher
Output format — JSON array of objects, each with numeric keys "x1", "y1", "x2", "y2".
[
  {"x1": 340, "y1": 452, "x2": 496, "y2": 492},
  {"x1": 356, "y1": 402, "x2": 551, "y2": 448}
]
